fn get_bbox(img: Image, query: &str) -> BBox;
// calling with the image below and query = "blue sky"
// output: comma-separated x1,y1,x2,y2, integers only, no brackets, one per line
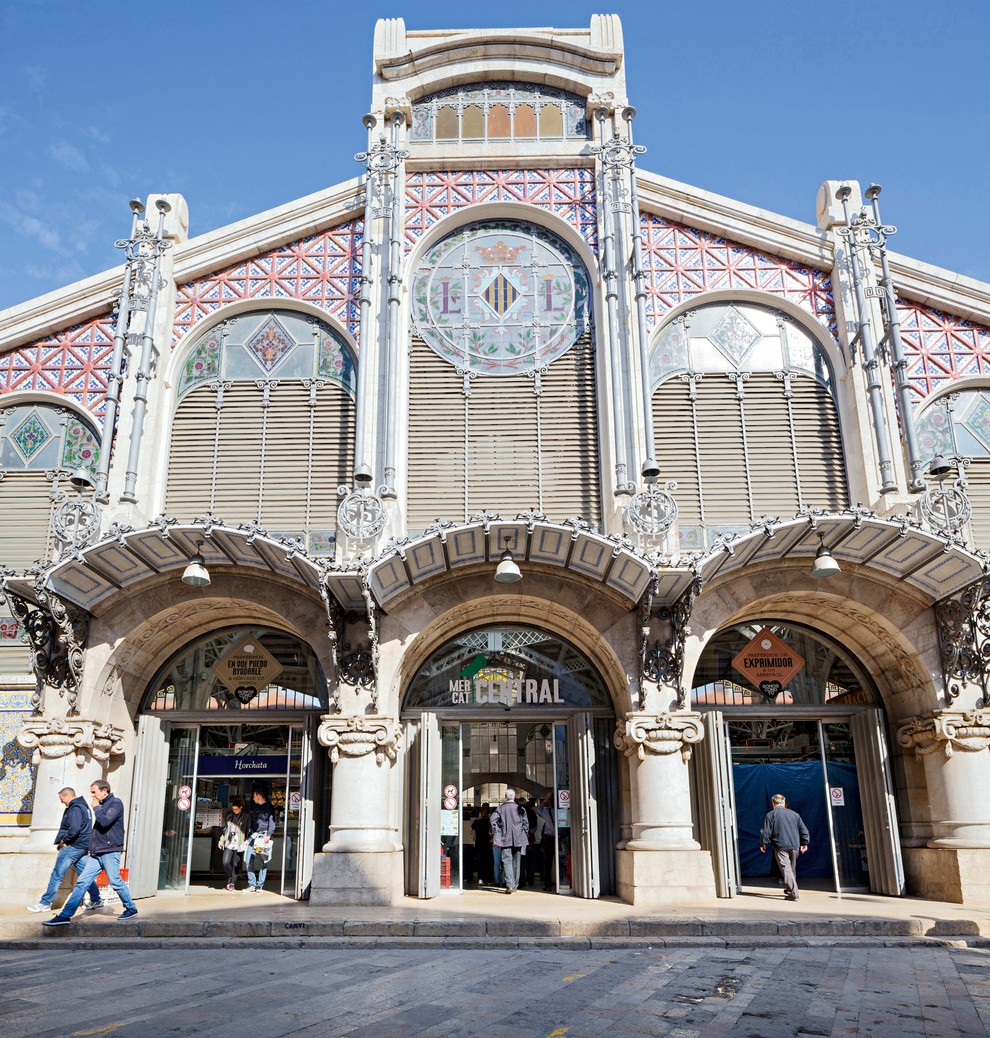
0,0,987,312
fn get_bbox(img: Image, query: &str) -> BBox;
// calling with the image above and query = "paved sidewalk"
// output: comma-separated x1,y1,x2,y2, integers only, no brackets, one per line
1,945,989,1036
3,883,990,949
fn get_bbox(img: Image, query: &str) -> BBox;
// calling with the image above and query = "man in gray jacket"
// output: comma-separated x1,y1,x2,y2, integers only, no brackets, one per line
759,793,810,901
490,789,529,894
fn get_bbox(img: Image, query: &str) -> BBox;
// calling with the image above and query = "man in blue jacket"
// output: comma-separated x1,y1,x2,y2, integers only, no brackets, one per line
759,793,810,901
26,787,103,913
43,780,139,925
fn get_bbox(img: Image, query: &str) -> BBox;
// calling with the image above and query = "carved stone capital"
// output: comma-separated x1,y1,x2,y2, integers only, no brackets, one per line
614,712,705,762
317,715,400,766
17,716,126,767
896,710,990,758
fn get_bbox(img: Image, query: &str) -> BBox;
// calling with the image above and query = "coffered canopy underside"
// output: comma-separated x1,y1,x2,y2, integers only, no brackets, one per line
5,514,984,621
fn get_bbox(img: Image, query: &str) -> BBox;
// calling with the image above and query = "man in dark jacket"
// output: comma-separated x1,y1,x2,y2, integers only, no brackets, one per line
43,780,138,925
760,793,810,901
244,788,277,892
26,787,103,913
490,789,529,894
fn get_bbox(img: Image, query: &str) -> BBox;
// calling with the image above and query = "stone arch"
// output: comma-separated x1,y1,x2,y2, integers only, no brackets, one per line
381,579,635,719
685,570,941,722
81,570,334,724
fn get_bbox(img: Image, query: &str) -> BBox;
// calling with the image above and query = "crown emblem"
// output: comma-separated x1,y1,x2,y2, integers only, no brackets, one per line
474,240,526,264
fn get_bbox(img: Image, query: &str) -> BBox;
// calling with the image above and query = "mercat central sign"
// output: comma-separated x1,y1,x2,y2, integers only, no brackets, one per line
449,678,564,706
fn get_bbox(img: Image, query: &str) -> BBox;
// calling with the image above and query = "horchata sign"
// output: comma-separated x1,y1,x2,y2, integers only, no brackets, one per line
731,628,805,700
211,636,283,704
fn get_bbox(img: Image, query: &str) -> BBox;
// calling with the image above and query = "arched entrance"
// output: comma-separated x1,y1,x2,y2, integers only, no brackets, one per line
401,624,619,899
130,625,331,900
690,620,904,898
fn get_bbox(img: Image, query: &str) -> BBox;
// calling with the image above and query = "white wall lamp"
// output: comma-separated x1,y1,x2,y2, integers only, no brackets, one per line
494,536,522,583
181,542,211,587
810,532,841,579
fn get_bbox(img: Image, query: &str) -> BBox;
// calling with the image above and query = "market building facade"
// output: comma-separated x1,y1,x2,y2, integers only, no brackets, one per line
2,16,990,907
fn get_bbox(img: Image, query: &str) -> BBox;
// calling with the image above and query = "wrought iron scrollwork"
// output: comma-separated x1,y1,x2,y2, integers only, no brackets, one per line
935,575,990,704
1,580,89,711
639,575,700,709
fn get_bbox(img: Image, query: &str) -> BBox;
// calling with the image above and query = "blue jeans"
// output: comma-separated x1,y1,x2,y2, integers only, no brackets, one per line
40,844,102,907
492,846,503,885
58,852,135,919
246,850,268,890
500,847,522,891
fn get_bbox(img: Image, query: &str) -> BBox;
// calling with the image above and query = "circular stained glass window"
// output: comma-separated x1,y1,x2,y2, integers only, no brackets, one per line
411,220,590,375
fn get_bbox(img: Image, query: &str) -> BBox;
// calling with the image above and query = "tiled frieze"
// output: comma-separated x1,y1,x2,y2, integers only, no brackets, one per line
173,219,364,345
405,169,598,253
0,315,116,422
899,302,990,404
0,690,36,826
641,213,836,339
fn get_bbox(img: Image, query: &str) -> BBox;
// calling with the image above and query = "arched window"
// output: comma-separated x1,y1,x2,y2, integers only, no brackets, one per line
692,621,877,709
410,83,588,144
165,310,356,555
916,386,990,549
407,220,599,533
0,402,100,674
143,626,328,712
651,301,848,550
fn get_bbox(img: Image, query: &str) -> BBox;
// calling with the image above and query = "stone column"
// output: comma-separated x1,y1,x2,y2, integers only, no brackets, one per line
897,710,990,904
613,712,715,904
309,714,402,905
12,716,125,896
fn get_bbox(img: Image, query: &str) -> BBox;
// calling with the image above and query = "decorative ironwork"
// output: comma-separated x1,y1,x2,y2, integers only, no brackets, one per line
639,575,700,708
935,575,990,703
337,488,387,540
919,456,972,542
1,580,89,710
626,481,678,536
355,126,408,184
51,493,102,555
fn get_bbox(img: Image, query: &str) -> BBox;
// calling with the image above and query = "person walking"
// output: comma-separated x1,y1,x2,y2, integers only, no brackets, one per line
535,792,557,892
26,787,103,913
244,788,276,892
219,796,251,890
759,793,810,901
490,789,529,894
42,780,138,925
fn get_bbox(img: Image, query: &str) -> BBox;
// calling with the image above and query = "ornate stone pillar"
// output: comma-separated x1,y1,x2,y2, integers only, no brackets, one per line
309,714,402,905
14,715,125,861
897,710,990,904
612,711,715,904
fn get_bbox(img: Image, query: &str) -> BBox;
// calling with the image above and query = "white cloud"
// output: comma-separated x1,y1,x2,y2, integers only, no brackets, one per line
48,139,89,171
0,202,62,252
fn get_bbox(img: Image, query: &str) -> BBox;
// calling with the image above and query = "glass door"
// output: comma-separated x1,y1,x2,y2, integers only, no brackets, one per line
432,720,574,895
156,723,306,896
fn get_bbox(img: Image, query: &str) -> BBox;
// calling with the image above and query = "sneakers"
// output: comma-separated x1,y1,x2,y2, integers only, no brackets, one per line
84,900,105,911
118,907,138,920
26,903,50,913
225,883,235,891
42,915,71,927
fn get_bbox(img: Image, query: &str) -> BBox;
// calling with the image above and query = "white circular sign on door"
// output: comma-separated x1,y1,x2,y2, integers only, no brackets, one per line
177,797,191,812
178,785,192,799
443,797,457,810
443,785,458,798
557,789,571,808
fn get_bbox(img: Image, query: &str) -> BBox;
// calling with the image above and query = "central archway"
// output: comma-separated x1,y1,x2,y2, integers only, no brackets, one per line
400,622,619,900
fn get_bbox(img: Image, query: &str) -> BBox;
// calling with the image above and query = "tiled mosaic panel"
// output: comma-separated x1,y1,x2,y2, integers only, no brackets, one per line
0,315,116,422
173,218,364,345
0,691,36,825
405,170,598,253
641,214,837,338
900,302,990,403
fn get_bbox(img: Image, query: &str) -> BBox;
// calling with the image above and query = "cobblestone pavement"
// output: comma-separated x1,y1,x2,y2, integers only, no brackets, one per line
1,945,988,1037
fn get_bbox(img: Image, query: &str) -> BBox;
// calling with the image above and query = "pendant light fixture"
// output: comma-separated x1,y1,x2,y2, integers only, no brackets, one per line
810,532,840,579
494,536,522,583
181,541,211,587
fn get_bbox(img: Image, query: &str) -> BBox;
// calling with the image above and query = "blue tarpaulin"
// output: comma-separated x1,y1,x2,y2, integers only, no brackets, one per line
732,760,863,880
